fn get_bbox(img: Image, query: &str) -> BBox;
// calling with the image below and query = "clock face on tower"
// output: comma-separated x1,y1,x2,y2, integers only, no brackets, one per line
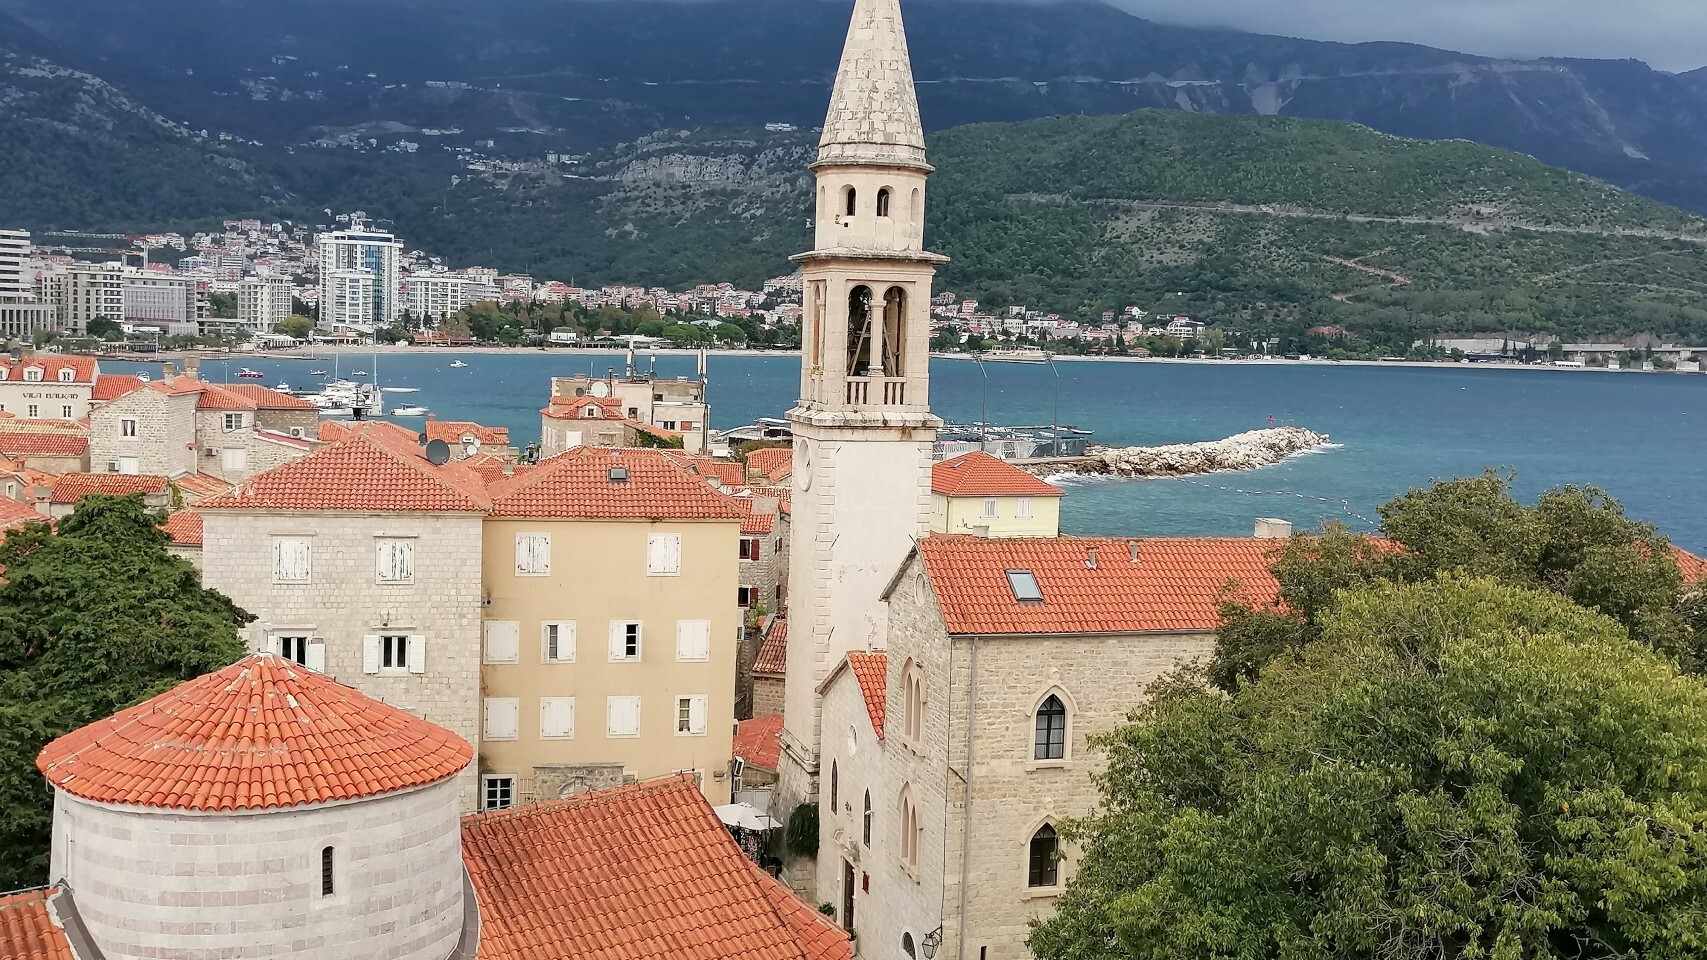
797,442,814,491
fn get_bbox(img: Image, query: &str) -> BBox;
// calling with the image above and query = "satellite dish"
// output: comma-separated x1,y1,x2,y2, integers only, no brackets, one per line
424,439,452,465
465,442,480,457
590,381,610,398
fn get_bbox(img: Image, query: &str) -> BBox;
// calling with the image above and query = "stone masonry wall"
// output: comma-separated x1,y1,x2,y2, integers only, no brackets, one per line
199,510,486,809
814,663,888,939
751,674,786,719
88,388,198,478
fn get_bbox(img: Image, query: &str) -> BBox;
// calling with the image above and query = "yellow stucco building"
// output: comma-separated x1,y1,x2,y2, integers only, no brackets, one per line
477,447,746,809
929,451,1064,538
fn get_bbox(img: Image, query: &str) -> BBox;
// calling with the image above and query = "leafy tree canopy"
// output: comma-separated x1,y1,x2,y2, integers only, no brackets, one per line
1032,576,1707,960
1209,470,1700,690
0,496,252,888
277,315,316,339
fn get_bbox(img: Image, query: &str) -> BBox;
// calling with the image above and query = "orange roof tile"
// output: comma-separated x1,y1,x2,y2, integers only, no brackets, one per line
745,447,793,484
669,454,748,489
37,655,472,812
753,616,787,674
751,864,850,960
171,473,234,500
0,432,88,457
913,535,1281,636
733,715,784,771
47,473,168,504
216,384,319,410
0,497,42,528
0,888,73,960
0,357,96,385
462,776,849,960
194,383,258,410
161,510,203,546
846,652,887,739
741,500,778,536
931,452,1065,498
92,374,144,401
487,447,744,520
425,418,510,446
197,435,490,514
1674,546,1707,583
316,419,421,445
541,396,625,421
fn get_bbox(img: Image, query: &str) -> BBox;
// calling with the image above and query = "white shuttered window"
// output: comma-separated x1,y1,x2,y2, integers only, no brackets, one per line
516,534,551,576
273,537,311,583
609,621,642,662
484,698,519,741
675,620,711,662
675,695,708,735
542,621,576,663
376,538,415,583
647,534,682,575
606,696,641,738
484,621,520,663
539,697,575,739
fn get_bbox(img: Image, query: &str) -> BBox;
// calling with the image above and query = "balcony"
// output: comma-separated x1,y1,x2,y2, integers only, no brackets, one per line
845,377,907,406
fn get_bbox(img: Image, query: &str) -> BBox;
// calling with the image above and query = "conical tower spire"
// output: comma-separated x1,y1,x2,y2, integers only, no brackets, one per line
818,0,928,168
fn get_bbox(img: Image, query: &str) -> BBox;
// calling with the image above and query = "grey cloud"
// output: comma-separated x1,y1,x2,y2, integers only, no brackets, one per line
1100,0,1707,72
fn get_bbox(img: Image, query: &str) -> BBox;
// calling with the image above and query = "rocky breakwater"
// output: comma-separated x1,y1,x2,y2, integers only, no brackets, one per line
1020,427,1334,479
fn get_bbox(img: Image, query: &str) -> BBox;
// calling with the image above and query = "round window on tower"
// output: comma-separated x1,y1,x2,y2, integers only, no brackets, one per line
798,444,814,491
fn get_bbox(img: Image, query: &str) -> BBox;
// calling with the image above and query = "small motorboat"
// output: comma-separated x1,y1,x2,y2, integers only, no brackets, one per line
237,368,265,379
390,403,430,417
449,360,469,368
381,386,419,394
273,382,292,392
136,372,151,383
351,369,370,377
310,369,328,376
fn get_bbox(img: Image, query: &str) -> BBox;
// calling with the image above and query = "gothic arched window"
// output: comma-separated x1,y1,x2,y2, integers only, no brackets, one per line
830,759,839,810
1028,824,1059,887
863,789,872,846
1035,694,1067,760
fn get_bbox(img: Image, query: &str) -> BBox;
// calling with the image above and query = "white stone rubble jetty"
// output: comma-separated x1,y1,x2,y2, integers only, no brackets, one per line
1020,426,1334,479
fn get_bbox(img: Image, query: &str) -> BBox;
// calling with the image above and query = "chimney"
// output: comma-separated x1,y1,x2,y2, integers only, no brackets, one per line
184,356,200,381
1128,539,1141,563
161,362,177,384
1254,518,1293,539
1085,545,1098,569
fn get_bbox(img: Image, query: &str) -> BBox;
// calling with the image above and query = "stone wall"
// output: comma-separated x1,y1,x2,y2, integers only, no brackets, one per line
752,674,786,719
531,762,629,802
88,388,198,478
813,660,888,939
50,777,465,960
199,510,486,809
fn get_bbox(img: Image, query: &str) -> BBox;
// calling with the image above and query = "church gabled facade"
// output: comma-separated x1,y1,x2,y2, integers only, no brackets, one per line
776,0,948,893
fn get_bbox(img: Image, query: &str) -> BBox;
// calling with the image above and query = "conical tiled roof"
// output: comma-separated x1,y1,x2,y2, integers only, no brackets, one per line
37,655,472,812
818,0,927,167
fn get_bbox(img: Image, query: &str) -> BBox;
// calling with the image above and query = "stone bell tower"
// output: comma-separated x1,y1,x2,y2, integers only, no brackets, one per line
776,0,945,883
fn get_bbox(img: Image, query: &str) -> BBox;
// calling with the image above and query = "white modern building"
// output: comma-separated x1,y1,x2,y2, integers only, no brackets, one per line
0,228,32,299
239,273,295,332
405,273,480,322
317,228,402,330
38,262,124,335
122,271,203,333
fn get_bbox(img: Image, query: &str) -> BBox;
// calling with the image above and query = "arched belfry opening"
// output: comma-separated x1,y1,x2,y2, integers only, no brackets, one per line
847,285,874,377
877,188,892,218
882,286,906,377
844,186,858,218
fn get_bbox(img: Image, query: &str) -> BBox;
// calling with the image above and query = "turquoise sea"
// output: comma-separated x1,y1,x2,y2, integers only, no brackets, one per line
110,354,1707,552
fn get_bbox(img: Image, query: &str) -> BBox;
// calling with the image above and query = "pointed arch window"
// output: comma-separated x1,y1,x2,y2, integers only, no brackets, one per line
877,188,892,218
1035,694,1067,760
847,285,873,377
898,784,922,873
862,789,872,846
910,188,922,227
830,759,839,811
1028,824,1060,887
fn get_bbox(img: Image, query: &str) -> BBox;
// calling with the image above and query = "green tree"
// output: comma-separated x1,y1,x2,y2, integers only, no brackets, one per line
1210,470,1699,689
0,496,252,887
714,322,747,344
208,291,238,319
277,315,316,340
85,316,123,340
1032,576,1707,960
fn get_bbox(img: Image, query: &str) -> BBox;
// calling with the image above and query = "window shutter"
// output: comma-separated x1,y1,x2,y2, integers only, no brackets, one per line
540,697,574,739
516,534,549,574
543,621,575,662
305,639,326,673
607,697,640,737
515,535,529,573
484,621,520,663
484,698,519,740
676,620,710,661
407,635,426,674
609,622,627,661
688,695,707,735
648,534,682,575
362,635,381,674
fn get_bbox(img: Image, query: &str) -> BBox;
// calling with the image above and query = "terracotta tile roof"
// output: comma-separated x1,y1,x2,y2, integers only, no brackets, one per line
753,615,787,675
197,435,490,514
751,864,849,960
487,447,744,520
0,432,88,456
461,452,526,484
741,500,778,536
161,510,203,546
669,454,748,489
171,473,234,500
846,652,887,739
92,374,145,401
37,654,472,812
0,356,96,385
425,418,510,446
0,888,73,960
1675,546,1707,583
316,419,421,445
931,452,1065,498
732,715,783,771
216,383,319,410
541,396,625,421
914,535,1282,636
146,377,207,397
47,473,168,504
0,497,43,528
194,383,258,410
462,776,850,960
744,447,793,484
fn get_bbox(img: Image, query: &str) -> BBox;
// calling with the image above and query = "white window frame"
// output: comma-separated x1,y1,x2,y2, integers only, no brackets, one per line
515,533,551,576
481,774,515,810
539,696,575,740
273,633,310,666
738,586,754,608
981,497,999,519
647,533,682,576
375,537,415,584
120,418,138,437
26,405,37,419
222,412,245,432
542,621,576,663
272,536,312,584
606,696,642,739
60,405,72,420
57,368,74,383
675,694,708,736
483,698,520,742
379,633,411,673
22,368,41,382
609,621,642,662
675,619,711,662
1016,496,1033,519
483,620,520,664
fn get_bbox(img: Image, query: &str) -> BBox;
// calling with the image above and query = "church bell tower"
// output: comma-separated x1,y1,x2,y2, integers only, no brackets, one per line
777,0,946,859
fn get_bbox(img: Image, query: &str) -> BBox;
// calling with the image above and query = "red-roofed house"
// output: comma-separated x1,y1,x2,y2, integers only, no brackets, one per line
0,421,89,473
42,472,171,518
0,355,99,421
732,714,784,787
161,509,203,562
478,447,746,808
87,373,320,483
196,435,491,807
930,451,1064,537
425,416,517,462
744,446,794,485
749,614,788,717
831,534,1285,959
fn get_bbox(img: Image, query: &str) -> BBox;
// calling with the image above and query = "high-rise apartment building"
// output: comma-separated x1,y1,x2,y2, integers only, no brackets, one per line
0,228,32,299
122,271,201,331
238,273,294,332
405,274,479,322
316,228,402,331
38,262,124,335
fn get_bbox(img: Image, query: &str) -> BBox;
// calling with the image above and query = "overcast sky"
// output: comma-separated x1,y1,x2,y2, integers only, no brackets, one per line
1102,0,1706,72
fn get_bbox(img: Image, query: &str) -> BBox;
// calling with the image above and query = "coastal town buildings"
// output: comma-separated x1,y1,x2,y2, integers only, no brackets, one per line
929,451,1065,537
317,226,403,331
0,354,98,420
0,228,32,298
36,261,123,335
85,367,319,481
546,368,712,453
238,272,295,331
121,270,206,333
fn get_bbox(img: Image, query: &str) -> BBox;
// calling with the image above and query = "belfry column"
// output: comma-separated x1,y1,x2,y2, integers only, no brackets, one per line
775,0,946,896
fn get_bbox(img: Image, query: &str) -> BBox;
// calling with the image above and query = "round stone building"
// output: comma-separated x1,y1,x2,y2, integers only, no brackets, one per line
36,653,474,960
